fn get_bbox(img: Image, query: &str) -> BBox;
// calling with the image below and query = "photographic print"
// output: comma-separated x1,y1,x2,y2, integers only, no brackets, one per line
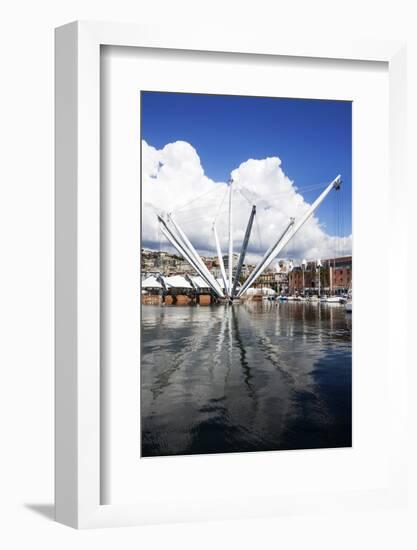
140,92,352,458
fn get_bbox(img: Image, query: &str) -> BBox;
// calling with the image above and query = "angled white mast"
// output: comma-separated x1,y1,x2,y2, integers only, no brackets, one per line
237,218,295,298
228,177,234,294
156,174,341,303
158,218,218,293
159,225,214,292
237,175,341,298
213,224,229,296
168,214,225,297
158,215,225,298
231,204,256,298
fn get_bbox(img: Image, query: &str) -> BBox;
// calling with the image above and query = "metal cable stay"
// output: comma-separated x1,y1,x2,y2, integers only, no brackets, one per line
156,174,342,303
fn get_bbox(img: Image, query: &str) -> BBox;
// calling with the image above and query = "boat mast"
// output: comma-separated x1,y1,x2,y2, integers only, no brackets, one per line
228,177,233,294
302,258,307,296
330,261,333,295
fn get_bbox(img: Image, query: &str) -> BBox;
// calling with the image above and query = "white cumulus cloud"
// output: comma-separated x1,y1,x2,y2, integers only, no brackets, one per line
141,139,351,263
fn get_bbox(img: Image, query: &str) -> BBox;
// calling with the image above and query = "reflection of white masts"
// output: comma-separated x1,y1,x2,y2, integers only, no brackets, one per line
158,215,225,298
237,175,341,298
213,224,229,296
228,178,233,294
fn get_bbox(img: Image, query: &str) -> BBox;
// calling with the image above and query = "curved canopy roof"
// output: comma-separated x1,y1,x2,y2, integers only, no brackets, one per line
190,276,211,289
142,275,163,289
162,275,193,289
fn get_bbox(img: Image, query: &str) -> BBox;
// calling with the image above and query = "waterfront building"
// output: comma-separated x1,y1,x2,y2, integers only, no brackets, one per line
254,267,276,289
288,255,352,295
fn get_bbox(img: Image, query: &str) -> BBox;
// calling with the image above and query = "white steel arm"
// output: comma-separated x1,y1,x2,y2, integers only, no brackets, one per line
212,224,229,297
167,215,225,297
158,217,224,298
237,175,341,297
237,218,295,297
231,205,256,298
228,178,233,294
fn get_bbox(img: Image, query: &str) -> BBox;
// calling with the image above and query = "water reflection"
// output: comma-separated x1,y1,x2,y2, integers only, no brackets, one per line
141,302,352,457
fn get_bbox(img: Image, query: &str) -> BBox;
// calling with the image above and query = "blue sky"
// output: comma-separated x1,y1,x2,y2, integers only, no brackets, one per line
141,91,352,236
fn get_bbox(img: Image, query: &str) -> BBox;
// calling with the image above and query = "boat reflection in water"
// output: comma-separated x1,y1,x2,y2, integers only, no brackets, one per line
141,302,352,457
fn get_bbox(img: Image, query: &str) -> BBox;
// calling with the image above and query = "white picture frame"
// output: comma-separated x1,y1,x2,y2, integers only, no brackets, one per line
55,20,407,529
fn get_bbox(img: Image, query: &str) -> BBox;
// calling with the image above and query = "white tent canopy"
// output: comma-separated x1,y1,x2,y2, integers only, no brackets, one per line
162,275,193,289
142,275,163,289
190,276,211,290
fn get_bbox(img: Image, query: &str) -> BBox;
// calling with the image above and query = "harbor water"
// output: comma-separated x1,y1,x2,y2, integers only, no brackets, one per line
141,301,352,457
